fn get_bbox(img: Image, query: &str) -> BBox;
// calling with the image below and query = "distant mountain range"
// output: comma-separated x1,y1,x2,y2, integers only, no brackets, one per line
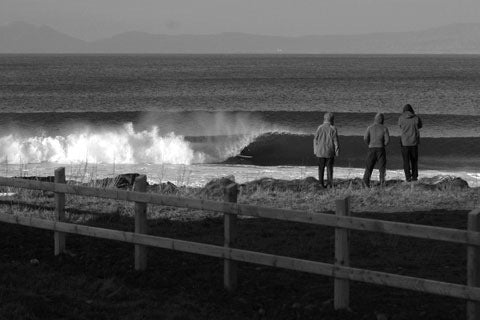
2,21,480,54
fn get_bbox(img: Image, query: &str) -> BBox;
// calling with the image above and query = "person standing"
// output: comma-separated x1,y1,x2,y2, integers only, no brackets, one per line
363,113,390,187
398,104,423,182
313,112,339,188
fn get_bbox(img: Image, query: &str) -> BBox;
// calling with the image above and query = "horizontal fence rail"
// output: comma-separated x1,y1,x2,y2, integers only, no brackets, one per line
1,173,480,320
1,213,480,302
1,177,479,246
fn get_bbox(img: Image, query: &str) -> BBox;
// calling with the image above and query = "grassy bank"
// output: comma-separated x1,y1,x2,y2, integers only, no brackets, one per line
0,176,479,319
1,175,478,221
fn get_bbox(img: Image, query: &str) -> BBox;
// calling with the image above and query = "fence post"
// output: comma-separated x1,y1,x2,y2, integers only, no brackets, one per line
334,196,350,310
224,183,238,291
54,167,66,256
134,175,148,271
467,209,480,320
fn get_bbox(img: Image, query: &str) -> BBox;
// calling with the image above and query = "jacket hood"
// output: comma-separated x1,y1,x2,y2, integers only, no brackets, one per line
403,104,414,113
323,112,334,124
374,113,384,124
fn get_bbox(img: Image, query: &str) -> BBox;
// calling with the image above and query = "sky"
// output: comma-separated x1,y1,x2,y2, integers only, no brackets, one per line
1,0,480,41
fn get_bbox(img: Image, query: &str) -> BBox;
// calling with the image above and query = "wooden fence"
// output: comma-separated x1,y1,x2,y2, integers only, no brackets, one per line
0,167,480,319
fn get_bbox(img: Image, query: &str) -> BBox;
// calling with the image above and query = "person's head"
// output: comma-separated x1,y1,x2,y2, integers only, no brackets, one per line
374,113,384,124
324,112,334,124
403,104,414,113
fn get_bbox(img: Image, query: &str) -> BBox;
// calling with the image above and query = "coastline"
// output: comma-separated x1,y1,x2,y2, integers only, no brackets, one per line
1,162,479,189
1,169,478,218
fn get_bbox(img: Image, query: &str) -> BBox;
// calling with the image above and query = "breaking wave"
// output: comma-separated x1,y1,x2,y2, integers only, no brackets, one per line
1,121,479,172
226,132,480,171
0,123,206,165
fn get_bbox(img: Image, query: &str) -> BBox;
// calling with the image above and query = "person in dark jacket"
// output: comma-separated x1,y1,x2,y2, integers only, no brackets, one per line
363,113,390,187
313,112,339,188
398,104,423,182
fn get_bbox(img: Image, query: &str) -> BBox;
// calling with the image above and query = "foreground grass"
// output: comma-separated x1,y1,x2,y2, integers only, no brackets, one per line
242,184,479,213
0,177,479,319
1,176,477,222
0,210,470,320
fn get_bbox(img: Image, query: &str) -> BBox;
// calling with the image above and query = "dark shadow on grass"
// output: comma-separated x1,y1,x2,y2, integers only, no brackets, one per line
0,209,470,320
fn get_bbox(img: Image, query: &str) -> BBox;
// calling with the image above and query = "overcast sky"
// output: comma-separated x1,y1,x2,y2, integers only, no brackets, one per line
2,0,480,41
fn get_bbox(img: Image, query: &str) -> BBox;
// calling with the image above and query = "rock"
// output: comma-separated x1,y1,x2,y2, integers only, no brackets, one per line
243,176,323,192
17,176,55,182
114,173,140,189
335,178,405,189
95,173,140,189
29,258,39,266
198,175,236,198
162,181,178,193
418,175,469,191
241,177,407,192
149,181,179,194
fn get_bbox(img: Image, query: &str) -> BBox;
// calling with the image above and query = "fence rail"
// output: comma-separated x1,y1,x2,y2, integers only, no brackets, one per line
0,176,478,246
0,171,479,319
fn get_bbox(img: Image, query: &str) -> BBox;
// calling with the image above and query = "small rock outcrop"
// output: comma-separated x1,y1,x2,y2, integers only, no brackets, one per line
418,175,469,190
198,175,236,198
149,181,179,194
95,173,140,189
243,176,323,192
16,176,55,182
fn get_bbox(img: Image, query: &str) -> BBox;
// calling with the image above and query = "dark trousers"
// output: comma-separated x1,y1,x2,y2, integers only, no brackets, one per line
363,147,386,187
401,145,419,181
318,157,334,187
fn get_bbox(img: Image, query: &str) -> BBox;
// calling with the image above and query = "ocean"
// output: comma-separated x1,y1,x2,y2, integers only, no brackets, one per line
0,54,479,186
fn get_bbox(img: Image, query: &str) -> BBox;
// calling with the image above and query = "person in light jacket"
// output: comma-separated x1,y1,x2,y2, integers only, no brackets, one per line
313,112,339,188
398,104,423,182
363,113,390,187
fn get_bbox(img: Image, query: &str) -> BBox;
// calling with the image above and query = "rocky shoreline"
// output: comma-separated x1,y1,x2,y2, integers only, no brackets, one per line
17,172,473,194
12,173,477,214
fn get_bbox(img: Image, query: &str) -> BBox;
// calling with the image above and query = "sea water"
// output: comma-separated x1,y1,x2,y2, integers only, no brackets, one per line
0,54,479,186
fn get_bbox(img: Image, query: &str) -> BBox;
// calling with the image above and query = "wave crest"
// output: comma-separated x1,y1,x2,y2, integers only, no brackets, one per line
0,123,206,165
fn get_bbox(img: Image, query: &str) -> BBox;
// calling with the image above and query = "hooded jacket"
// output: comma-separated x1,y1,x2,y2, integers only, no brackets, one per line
313,119,339,158
398,108,422,146
364,113,390,148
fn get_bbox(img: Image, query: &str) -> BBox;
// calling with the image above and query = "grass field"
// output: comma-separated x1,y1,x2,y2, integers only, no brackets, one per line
0,176,479,319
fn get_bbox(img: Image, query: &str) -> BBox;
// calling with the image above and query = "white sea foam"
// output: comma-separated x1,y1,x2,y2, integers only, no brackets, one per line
0,123,206,165
0,116,293,165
